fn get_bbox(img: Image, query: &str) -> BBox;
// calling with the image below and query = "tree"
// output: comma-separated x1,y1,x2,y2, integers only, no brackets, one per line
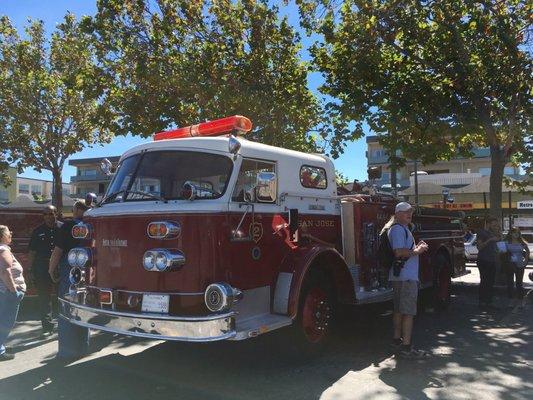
0,14,114,210
84,0,331,154
298,0,532,216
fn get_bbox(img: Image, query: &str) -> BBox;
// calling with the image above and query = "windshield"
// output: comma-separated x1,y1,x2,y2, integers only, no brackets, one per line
104,151,233,202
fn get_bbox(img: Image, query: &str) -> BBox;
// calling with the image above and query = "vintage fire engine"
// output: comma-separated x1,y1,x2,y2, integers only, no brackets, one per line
60,115,467,343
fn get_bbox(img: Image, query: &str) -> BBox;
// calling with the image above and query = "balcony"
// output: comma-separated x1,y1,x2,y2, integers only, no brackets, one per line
70,173,112,183
409,172,483,187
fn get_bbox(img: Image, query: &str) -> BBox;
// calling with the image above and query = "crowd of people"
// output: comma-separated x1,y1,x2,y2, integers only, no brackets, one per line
0,200,90,362
0,201,530,362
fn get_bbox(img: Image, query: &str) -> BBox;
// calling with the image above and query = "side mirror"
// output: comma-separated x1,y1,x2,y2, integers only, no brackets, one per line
100,158,113,176
228,135,241,156
367,166,382,180
255,172,276,203
85,192,97,207
181,181,197,201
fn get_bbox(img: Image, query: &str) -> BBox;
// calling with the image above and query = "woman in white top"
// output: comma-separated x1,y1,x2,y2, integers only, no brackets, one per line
0,225,26,361
504,227,530,300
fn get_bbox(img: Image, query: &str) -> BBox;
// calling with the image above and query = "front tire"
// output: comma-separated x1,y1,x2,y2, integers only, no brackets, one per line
297,270,335,344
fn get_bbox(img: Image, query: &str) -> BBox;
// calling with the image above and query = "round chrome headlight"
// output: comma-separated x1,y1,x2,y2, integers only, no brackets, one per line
155,251,168,271
69,266,85,285
76,249,89,267
68,249,78,267
68,248,90,267
143,251,157,271
204,283,242,313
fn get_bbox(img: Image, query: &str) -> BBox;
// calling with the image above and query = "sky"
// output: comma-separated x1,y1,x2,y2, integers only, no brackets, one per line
1,0,369,184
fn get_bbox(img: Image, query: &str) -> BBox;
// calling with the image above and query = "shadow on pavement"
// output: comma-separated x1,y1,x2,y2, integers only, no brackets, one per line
0,284,531,400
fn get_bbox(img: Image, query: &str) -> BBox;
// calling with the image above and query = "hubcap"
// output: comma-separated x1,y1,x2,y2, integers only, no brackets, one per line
301,287,331,343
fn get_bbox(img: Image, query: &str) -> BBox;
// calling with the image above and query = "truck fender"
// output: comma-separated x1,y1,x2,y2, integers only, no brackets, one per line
274,245,355,319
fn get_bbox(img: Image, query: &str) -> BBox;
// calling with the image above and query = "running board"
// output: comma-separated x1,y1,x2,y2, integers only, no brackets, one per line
231,314,293,341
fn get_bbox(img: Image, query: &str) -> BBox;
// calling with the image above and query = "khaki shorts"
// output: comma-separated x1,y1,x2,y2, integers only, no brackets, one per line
393,280,419,316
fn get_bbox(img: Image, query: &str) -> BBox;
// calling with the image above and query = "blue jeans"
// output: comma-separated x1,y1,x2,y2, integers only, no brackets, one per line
58,258,89,358
0,289,24,355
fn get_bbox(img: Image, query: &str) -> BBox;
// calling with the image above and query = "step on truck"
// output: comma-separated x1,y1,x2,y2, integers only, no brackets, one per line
61,115,468,343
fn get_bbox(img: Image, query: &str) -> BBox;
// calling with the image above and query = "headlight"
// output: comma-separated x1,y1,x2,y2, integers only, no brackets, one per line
67,248,91,267
143,251,157,271
204,283,242,313
155,252,168,271
143,249,185,272
69,266,85,285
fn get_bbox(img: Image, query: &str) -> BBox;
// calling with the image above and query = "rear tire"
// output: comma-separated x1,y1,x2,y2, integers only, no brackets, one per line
433,254,452,310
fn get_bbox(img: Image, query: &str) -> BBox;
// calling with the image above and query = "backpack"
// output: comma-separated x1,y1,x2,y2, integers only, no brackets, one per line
378,223,409,270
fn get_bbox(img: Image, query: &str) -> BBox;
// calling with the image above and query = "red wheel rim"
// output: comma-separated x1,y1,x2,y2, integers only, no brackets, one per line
301,287,331,343
438,266,450,301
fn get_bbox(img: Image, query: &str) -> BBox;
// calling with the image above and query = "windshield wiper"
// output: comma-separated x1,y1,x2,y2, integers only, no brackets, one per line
101,190,166,204
101,190,126,205
125,190,167,202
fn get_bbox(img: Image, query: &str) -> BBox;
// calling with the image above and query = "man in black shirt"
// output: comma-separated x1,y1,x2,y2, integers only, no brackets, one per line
49,200,91,360
28,205,62,335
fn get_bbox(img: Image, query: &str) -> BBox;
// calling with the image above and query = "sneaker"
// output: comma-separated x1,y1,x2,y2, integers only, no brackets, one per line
397,346,429,359
0,352,15,361
390,338,403,352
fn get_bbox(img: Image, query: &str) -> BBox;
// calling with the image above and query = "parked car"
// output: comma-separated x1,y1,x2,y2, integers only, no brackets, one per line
464,234,478,261
521,232,533,262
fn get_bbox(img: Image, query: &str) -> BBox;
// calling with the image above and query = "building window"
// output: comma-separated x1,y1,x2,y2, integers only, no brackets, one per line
18,183,29,194
0,189,8,202
504,167,515,176
80,169,97,177
31,184,42,195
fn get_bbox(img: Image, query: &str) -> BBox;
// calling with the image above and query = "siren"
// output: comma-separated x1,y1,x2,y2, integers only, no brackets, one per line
153,115,252,141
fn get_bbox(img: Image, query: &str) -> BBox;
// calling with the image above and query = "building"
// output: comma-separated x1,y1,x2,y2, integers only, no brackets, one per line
69,156,120,197
16,177,71,200
0,168,71,204
366,136,521,189
366,136,531,229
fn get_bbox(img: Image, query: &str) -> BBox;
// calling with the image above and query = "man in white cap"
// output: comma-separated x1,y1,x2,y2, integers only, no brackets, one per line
388,201,428,358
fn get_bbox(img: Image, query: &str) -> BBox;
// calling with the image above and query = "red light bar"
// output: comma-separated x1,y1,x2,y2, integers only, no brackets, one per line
153,115,252,141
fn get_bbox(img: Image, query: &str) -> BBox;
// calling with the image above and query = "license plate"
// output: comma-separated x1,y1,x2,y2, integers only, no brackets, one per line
141,294,170,314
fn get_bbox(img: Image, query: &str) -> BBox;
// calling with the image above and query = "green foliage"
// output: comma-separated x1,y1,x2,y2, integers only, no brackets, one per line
0,14,115,208
335,170,350,186
299,0,532,213
86,0,328,154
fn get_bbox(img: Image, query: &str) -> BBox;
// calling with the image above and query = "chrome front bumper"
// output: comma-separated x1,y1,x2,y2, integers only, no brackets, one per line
59,295,236,342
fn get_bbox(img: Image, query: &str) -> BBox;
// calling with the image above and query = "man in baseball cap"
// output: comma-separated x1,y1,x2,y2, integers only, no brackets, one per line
388,201,429,358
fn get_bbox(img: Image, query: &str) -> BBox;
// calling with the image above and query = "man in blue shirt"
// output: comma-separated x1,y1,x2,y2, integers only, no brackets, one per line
388,202,428,358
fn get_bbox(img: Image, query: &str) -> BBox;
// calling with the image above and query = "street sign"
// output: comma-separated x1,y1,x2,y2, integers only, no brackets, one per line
517,200,533,209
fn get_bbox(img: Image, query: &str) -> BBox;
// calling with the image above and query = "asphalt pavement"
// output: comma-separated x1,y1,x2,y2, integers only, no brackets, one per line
0,265,531,400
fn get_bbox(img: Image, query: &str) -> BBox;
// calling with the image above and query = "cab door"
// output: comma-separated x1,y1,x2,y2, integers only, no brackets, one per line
226,157,288,290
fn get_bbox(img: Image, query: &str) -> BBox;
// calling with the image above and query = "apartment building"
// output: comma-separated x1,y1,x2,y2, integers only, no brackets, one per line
0,168,71,204
69,156,120,197
366,136,521,189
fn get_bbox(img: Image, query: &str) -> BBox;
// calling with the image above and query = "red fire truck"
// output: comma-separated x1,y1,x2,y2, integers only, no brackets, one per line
61,116,467,344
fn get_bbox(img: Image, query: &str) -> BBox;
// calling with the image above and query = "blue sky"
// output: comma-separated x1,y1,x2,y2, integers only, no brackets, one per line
1,0,369,184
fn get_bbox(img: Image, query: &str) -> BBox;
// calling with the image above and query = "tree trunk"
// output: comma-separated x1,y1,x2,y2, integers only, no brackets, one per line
52,168,63,216
489,145,506,219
